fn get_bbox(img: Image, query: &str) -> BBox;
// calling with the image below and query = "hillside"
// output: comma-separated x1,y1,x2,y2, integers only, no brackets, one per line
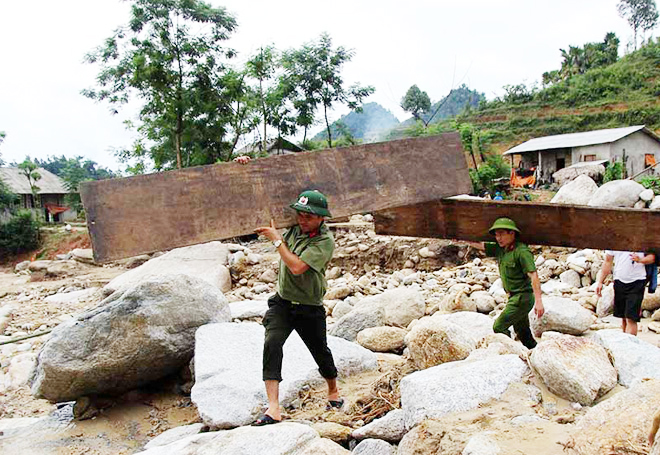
312,102,400,143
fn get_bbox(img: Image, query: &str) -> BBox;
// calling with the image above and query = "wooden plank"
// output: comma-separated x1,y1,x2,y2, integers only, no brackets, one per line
81,134,471,262
373,198,660,251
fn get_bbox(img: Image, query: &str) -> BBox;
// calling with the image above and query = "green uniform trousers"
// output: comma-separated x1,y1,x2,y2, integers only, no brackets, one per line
493,292,537,349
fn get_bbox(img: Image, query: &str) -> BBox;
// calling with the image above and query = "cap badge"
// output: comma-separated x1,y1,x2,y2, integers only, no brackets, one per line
298,196,309,205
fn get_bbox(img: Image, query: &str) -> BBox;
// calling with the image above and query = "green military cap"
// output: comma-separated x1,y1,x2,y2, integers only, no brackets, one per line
290,190,332,217
488,217,521,234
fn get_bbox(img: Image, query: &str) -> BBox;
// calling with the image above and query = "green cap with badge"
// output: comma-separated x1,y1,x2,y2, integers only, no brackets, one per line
488,217,521,234
290,190,332,217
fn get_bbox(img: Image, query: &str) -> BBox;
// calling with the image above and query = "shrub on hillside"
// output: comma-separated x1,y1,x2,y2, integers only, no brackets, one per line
0,211,40,255
470,154,511,194
640,175,660,194
603,160,624,183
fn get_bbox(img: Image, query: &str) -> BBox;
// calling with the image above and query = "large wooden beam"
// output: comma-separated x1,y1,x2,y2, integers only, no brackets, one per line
81,134,471,262
373,198,660,251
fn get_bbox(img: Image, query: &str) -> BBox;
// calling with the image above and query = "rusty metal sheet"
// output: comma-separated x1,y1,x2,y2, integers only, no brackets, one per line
374,198,660,251
81,134,471,262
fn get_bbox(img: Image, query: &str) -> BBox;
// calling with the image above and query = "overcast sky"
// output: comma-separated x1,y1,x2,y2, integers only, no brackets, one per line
0,0,643,172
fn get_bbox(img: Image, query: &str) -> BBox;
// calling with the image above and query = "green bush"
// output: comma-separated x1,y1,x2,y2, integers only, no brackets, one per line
470,154,511,194
640,175,660,195
603,160,624,183
0,210,40,255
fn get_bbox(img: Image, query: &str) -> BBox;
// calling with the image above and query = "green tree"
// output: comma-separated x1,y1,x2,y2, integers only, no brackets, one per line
401,85,431,123
221,69,260,159
301,33,374,148
18,159,41,209
618,0,659,50
246,46,278,153
83,0,238,170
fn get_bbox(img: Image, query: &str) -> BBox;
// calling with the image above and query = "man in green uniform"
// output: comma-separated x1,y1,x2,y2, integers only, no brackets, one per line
485,218,544,349
252,190,340,425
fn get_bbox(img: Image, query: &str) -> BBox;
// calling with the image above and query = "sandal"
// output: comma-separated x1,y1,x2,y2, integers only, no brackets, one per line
252,414,281,426
326,398,344,410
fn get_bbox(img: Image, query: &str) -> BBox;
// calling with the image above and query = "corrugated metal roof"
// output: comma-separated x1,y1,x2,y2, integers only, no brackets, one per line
503,125,658,155
0,167,69,194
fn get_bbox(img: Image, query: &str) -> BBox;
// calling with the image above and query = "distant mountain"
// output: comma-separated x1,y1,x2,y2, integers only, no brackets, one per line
313,102,400,143
402,84,486,125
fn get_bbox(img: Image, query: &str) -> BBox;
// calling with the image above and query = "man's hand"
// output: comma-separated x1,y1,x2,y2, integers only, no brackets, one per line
534,301,545,318
254,219,283,243
233,155,251,164
595,281,603,297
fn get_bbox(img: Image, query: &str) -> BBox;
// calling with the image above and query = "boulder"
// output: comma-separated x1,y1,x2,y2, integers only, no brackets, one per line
433,312,495,342
331,300,354,320
530,296,595,337
325,285,352,301
326,267,342,280
134,422,330,455
596,283,615,317
588,179,645,208
7,353,37,390
404,318,476,370
540,280,572,295
27,260,52,272
568,379,660,454
353,439,397,455
229,300,268,320
640,188,655,202
438,290,477,313
651,195,660,210
588,329,660,386
529,334,616,405
471,291,496,314
475,333,529,358
644,289,660,312
559,269,581,288
71,248,95,264
552,164,605,188
191,323,378,429
351,409,406,443
31,274,230,402
43,288,98,305
46,261,81,277
258,269,277,284
550,174,598,205
397,420,467,455
354,287,425,327
400,355,528,428
311,422,352,445
329,306,386,341
144,423,205,449
356,327,407,352
462,432,501,455
103,241,232,296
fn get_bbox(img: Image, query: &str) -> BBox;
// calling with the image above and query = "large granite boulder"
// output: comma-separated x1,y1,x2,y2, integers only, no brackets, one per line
103,241,232,296
353,439,397,455
31,274,230,402
351,409,406,443
134,422,343,455
351,287,425,327
329,306,386,341
356,327,407,353
529,334,617,405
530,296,595,337
191,323,378,429
588,329,660,386
404,317,476,370
568,379,660,454
433,312,495,342
550,174,599,205
588,179,645,208
400,354,529,428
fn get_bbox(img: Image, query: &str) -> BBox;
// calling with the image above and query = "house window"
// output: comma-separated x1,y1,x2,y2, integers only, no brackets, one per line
646,154,656,168
584,155,597,162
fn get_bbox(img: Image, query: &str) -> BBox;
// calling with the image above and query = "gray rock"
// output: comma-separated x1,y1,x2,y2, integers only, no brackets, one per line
31,274,230,402
351,409,406,443
433,312,494,342
229,300,268,319
325,285,352,300
651,195,660,210
588,179,645,208
559,269,581,288
588,329,660,386
134,422,322,455
144,423,205,449
540,280,572,295
103,241,232,296
71,248,95,264
462,432,501,455
640,188,655,202
568,379,660,454
43,288,98,305
550,174,598,206
529,334,616,405
356,327,407,352
7,353,36,390
14,261,30,272
191,323,378,429
644,290,660,311
634,200,647,209
330,306,386,341
530,296,595,337
258,269,278,284
400,355,528,428
46,261,80,277
353,439,397,455
596,283,615,317
471,291,496,314
353,287,425,327
404,318,476,369
326,267,342,280
331,300,354,320
27,260,52,272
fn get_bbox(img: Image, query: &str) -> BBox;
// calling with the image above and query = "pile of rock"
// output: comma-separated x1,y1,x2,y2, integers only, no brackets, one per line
551,175,660,209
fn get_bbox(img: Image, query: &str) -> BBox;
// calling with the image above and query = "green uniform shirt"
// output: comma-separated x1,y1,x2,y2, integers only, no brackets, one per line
277,223,335,306
485,241,536,294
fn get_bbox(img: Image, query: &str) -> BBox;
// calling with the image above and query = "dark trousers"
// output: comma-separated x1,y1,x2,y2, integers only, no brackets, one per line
262,293,338,382
493,292,537,349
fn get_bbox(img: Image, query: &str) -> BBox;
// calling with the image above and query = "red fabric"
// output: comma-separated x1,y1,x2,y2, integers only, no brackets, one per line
44,203,70,215
646,154,657,167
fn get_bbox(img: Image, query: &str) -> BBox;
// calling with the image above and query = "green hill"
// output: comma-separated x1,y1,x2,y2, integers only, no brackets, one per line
402,84,485,126
312,102,400,143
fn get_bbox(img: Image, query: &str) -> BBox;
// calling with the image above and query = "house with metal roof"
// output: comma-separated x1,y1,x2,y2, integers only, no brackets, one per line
503,125,660,184
0,167,77,222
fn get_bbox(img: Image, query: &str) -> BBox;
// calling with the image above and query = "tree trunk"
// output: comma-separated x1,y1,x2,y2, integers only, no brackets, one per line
175,114,182,170
260,79,267,153
324,103,332,148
